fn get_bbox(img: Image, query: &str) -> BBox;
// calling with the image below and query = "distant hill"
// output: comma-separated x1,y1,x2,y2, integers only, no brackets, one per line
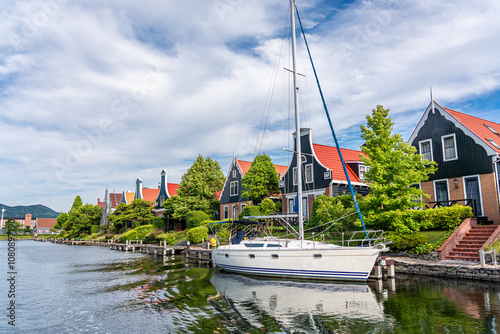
0,204,59,218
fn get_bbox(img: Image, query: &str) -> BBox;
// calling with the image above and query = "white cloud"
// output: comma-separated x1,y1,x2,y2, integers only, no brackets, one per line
0,0,499,212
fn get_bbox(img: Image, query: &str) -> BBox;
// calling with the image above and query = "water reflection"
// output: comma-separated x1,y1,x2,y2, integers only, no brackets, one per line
210,271,385,333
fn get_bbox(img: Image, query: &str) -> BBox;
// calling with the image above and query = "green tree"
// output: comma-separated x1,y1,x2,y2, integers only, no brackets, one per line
241,154,280,204
259,198,277,215
54,212,69,229
360,106,437,214
107,200,154,232
71,196,83,211
6,219,23,234
63,204,102,235
164,155,224,220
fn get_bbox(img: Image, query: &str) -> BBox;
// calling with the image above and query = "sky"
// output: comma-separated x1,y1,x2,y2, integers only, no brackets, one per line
1,0,500,213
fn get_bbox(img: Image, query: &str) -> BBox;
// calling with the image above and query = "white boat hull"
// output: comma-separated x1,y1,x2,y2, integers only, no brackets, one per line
212,242,381,281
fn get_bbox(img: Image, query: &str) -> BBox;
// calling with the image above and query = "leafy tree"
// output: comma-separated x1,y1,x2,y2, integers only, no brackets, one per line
24,225,31,233
360,105,437,214
259,198,278,215
63,204,102,235
164,155,224,220
107,200,154,232
6,219,23,234
241,154,280,204
309,195,358,231
71,196,83,211
54,212,69,229
186,210,211,229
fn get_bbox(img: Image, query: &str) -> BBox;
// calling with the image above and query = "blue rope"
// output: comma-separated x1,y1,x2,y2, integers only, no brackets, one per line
295,7,369,238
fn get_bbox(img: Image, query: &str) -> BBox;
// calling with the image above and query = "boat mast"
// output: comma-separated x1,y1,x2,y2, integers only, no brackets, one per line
290,0,304,241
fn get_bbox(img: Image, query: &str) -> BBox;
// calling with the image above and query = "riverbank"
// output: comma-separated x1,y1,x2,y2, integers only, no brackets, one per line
387,255,500,282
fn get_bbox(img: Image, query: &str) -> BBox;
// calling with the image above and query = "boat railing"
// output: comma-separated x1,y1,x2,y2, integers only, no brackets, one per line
344,230,386,247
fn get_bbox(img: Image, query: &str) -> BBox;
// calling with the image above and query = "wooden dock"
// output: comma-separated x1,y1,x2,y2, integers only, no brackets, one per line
369,258,395,280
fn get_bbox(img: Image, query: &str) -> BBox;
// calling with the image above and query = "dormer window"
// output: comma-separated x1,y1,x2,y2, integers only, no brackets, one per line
442,134,458,161
232,170,236,178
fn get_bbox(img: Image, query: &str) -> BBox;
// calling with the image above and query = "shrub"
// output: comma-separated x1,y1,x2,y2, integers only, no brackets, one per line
428,205,473,230
157,231,184,246
120,225,155,242
186,226,209,244
385,232,427,252
259,198,277,215
310,195,357,230
153,217,166,230
133,221,141,229
90,225,99,234
186,211,211,229
239,205,260,219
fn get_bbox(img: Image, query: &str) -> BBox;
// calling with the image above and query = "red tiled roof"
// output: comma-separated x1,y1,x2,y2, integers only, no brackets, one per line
109,193,123,208
312,144,363,182
142,188,160,203
444,107,500,154
236,158,288,177
167,183,179,197
37,218,58,228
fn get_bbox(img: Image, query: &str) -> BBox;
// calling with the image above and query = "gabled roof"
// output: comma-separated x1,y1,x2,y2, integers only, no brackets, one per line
312,143,362,183
124,192,135,205
235,158,288,177
167,183,179,197
409,101,500,157
109,193,123,208
444,107,500,155
142,188,160,204
37,218,57,228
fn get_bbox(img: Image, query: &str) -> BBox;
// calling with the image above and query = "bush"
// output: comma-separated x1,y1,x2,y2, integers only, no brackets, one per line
428,205,473,230
259,198,277,215
385,232,427,252
120,225,155,242
90,225,99,234
186,225,209,244
133,221,141,229
309,195,357,230
239,205,260,219
186,211,211,229
157,231,183,246
153,217,166,230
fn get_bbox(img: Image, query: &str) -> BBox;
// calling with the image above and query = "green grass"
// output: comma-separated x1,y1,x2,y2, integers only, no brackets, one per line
417,230,448,244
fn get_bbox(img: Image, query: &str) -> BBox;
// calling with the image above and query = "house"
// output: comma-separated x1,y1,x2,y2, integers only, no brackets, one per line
35,218,58,234
219,157,287,220
279,128,369,218
3,213,36,229
408,101,500,224
154,169,180,217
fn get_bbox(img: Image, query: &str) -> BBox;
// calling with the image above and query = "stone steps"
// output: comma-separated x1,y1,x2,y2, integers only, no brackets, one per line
444,223,498,262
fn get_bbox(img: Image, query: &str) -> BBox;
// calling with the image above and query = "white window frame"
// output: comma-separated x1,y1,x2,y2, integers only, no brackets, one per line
230,181,238,196
433,179,450,204
241,203,246,212
419,139,433,161
441,134,458,162
293,167,298,185
288,198,295,214
305,164,313,183
232,170,236,178
223,206,229,219
232,205,237,218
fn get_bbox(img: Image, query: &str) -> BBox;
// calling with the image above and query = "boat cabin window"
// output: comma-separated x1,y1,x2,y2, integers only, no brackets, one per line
271,254,279,259
313,254,322,259
266,244,282,248
244,243,264,248
248,254,255,259
225,254,229,258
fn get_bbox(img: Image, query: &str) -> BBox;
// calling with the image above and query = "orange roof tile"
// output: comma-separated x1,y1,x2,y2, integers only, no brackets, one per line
125,192,135,205
312,144,363,182
142,188,160,204
236,158,288,177
37,218,58,228
444,107,500,154
167,183,179,197
109,193,123,208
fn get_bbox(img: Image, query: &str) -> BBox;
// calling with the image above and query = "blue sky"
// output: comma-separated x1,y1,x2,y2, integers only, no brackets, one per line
1,0,499,213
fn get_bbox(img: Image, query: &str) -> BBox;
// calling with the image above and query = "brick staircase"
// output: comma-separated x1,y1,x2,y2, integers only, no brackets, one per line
445,225,498,262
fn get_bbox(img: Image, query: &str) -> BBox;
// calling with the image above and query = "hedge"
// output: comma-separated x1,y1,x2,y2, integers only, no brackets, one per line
186,226,208,244
120,225,155,242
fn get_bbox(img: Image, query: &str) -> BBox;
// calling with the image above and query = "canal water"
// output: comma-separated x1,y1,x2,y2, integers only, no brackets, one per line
1,241,500,333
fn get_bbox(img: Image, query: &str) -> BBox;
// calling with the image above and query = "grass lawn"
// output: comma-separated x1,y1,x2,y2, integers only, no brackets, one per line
417,230,448,244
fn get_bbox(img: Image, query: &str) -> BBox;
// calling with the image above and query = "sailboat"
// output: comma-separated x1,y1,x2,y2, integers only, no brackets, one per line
210,0,389,281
